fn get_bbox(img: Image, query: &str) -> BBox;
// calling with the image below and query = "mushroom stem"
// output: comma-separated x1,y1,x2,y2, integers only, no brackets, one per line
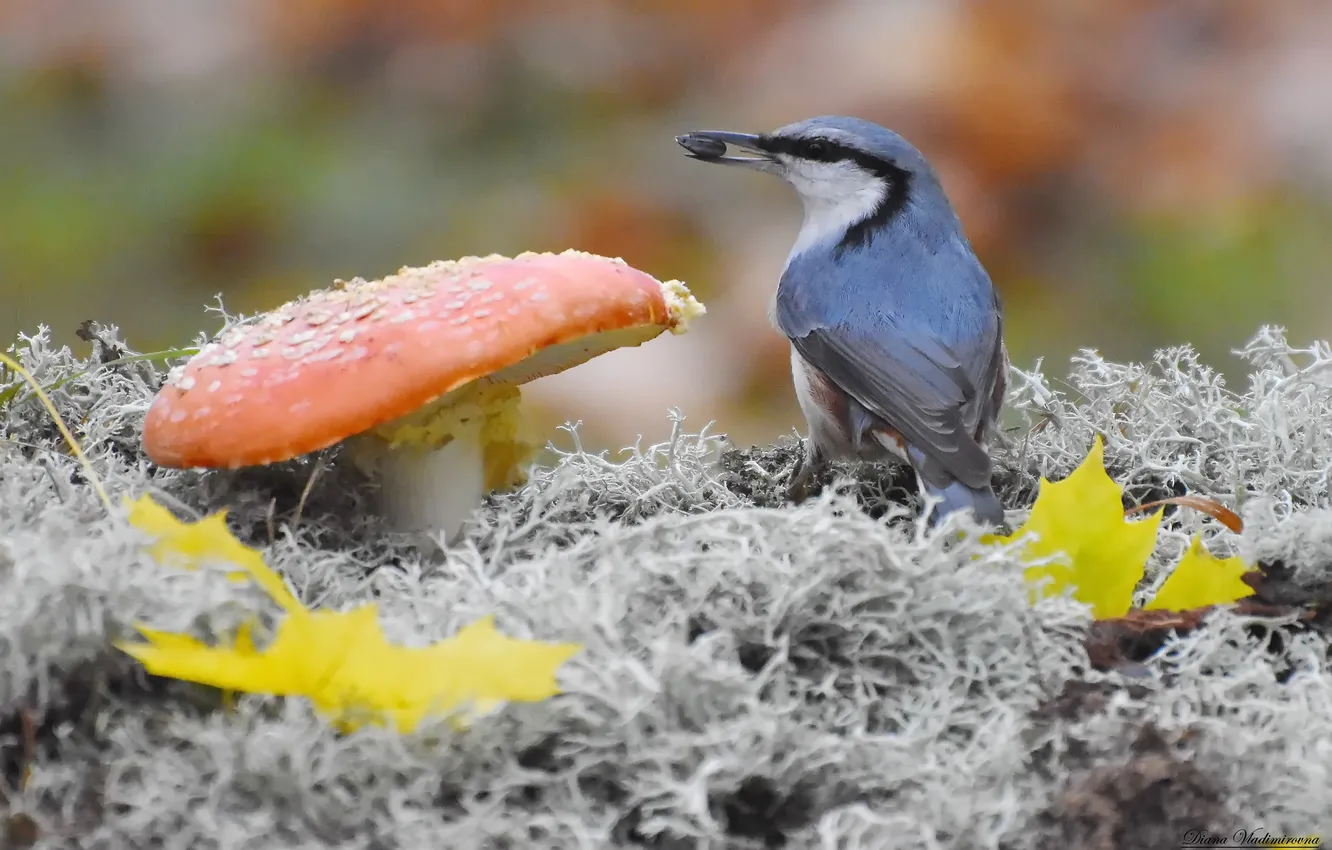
370,431,487,541
348,381,536,543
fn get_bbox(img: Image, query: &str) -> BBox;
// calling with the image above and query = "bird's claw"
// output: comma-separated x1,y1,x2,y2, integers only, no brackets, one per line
784,450,819,504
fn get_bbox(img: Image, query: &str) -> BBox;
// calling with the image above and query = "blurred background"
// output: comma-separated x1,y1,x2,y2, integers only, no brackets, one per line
4,0,1332,451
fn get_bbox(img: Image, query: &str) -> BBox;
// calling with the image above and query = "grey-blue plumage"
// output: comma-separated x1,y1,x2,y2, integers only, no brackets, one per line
677,115,1007,526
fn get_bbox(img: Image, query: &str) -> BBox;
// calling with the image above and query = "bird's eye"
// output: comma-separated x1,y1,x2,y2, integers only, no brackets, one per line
803,140,830,159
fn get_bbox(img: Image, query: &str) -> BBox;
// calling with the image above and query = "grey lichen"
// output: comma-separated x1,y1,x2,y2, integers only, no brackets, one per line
1,321,1330,848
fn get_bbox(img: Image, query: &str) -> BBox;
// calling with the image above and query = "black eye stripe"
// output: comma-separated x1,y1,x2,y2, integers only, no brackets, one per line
753,130,914,256
755,135,900,175
757,135,847,163
755,134,907,182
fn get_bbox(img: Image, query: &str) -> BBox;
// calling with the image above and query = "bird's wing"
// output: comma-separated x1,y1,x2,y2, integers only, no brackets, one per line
780,308,998,490
974,295,1007,432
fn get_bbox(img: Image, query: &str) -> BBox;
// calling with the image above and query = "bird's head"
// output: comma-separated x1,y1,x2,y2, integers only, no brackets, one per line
678,115,952,258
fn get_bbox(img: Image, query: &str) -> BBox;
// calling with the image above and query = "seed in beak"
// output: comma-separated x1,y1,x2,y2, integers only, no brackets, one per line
676,134,728,160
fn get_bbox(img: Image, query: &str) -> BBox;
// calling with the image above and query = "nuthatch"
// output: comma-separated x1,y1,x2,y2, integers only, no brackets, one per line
678,115,1007,526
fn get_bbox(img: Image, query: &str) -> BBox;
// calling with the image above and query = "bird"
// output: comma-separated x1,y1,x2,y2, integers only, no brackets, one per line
677,115,1008,527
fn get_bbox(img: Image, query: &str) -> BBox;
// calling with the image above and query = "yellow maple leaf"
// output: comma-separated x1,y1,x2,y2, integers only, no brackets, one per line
123,494,301,612
120,607,581,733
1143,535,1256,612
996,435,1162,619
119,493,582,732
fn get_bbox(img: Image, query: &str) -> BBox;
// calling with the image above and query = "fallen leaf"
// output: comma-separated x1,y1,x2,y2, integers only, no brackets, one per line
119,607,581,733
998,435,1162,619
1242,560,1332,609
124,493,300,612
1143,535,1255,612
1085,598,1307,671
120,494,582,732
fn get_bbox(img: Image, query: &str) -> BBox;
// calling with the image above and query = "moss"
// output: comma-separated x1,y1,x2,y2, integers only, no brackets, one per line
2,323,1331,846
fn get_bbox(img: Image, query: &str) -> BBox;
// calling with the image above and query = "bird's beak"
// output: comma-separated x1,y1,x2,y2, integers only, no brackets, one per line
676,130,777,171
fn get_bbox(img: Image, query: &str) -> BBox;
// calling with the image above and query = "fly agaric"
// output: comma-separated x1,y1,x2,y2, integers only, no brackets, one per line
142,250,705,540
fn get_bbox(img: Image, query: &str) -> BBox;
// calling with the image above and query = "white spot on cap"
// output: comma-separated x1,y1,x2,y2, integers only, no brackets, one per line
473,309,491,319
207,380,222,393
467,340,484,357
177,375,196,391
191,406,211,419
529,291,548,302
290,330,317,345
169,409,187,423
262,369,298,388
513,277,539,290
416,320,440,333
391,309,415,324
290,400,312,413
252,347,271,359
468,279,493,291
339,329,357,343
240,368,258,378
305,348,342,363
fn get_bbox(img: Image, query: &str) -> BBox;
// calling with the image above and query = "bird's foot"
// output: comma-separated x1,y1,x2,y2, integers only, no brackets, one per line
784,450,822,504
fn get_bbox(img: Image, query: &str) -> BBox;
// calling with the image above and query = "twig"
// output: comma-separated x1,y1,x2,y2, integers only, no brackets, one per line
292,458,324,531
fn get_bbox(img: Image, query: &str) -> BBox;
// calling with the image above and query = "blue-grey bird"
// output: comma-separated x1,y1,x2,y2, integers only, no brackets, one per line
677,115,1007,526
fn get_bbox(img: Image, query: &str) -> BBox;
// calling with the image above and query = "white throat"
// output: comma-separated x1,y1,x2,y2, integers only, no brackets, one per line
784,161,887,263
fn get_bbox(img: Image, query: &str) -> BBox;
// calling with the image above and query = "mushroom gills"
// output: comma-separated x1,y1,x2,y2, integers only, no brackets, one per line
485,324,670,385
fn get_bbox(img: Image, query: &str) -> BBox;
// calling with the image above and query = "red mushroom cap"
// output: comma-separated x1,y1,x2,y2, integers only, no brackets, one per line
142,250,703,469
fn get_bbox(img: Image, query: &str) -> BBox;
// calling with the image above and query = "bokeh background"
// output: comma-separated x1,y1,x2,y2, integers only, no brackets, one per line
5,0,1332,451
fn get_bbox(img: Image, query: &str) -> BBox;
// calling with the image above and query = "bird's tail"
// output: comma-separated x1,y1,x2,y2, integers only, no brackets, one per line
906,445,1004,527
922,478,1005,527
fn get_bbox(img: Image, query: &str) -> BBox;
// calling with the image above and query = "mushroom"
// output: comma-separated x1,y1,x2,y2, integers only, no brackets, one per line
142,250,705,541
